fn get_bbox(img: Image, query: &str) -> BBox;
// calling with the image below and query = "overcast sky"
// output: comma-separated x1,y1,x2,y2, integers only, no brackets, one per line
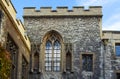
11,0,120,30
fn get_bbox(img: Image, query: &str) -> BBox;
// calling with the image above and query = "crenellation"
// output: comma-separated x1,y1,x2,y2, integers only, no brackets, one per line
23,7,36,12
89,6,102,8
23,6,102,17
1,0,120,78
2,0,120,78
40,7,52,12
73,6,84,12
57,6,68,12
23,7,36,9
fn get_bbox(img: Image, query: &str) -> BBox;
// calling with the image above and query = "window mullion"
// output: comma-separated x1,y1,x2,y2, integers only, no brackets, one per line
45,37,61,72
52,42,54,72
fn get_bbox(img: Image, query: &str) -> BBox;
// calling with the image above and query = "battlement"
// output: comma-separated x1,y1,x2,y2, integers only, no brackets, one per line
23,6,102,17
0,0,17,18
0,0,31,51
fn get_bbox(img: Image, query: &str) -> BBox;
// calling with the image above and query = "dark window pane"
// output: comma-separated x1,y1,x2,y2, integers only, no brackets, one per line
34,53,39,69
22,56,28,79
0,10,2,22
66,53,72,71
82,54,93,71
115,44,120,56
117,73,120,79
6,34,18,79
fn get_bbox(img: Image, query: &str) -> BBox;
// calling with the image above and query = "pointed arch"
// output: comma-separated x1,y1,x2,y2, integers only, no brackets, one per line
66,51,72,71
33,52,39,70
42,30,63,72
42,30,63,43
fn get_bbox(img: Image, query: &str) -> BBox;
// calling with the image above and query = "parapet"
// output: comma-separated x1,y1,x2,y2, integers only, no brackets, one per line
0,0,17,19
0,0,31,51
23,6,102,17
102,30,120,40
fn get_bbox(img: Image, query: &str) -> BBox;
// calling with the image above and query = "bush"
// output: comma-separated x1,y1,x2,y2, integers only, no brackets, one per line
0,45,11,79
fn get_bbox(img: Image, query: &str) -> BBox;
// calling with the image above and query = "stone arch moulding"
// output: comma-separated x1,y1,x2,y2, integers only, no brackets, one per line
42,30,63,43
31,43,41,73
40,30,65,72
66,51,72,72
33,52,39,71
64,43,73,73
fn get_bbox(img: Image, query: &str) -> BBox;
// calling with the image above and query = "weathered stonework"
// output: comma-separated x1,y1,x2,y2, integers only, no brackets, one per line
2,0,120,78
24,6,102,79
102,31,120,79
0,1,30,79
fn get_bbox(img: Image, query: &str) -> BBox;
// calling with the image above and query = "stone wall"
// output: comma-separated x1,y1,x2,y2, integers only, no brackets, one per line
23,6,102,17
102,31,120,79
0,1,31,79
24,15,102,79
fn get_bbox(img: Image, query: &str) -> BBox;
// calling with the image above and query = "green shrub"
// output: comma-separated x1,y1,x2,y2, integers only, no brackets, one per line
0,45,11,79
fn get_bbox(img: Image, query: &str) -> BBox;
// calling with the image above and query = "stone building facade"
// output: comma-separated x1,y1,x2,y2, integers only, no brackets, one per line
102,31,120,79
23,7,103,79
0,0,30,79
0,0,120,79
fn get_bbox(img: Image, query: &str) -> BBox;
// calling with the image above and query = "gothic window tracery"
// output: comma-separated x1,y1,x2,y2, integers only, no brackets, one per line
45,34,61,72
6,34,18,79
31,44,40,72
65,43,72,72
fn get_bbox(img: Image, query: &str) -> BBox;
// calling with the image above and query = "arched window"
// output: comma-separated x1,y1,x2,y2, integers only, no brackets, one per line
34,52,39,70
66,52,72,71
6,34,18,79
45,35,61,72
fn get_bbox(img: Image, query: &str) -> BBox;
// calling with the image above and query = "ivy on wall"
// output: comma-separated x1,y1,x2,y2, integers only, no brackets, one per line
0,45,11,79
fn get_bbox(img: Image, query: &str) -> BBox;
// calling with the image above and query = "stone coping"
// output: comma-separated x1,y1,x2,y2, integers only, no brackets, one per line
23,6,102,17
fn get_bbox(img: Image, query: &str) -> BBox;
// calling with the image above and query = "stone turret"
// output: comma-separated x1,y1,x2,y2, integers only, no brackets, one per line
23,6,102,17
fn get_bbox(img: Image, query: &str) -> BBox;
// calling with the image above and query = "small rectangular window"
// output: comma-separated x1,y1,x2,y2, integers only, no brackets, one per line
115,43,120,56
82,54,93,71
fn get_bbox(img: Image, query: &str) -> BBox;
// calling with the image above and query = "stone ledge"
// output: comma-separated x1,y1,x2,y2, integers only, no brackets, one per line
23,6,102,17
